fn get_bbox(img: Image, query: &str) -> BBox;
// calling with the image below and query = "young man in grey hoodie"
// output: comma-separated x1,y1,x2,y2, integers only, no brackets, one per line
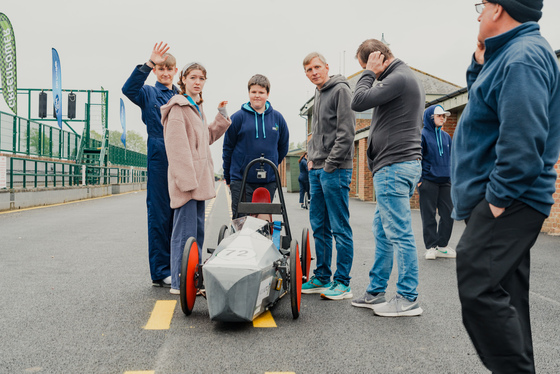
301,52,355,300
350,39,425,317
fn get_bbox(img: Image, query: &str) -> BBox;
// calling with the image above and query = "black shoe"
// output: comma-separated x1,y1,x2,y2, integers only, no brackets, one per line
152,276,171,288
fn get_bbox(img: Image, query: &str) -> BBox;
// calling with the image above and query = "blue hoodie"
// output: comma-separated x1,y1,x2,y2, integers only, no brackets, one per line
222,101,289,184
451,22,560,220
420,105,452,184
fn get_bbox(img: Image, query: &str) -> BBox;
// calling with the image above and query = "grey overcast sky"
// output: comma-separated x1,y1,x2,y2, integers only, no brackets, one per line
2,0,560,170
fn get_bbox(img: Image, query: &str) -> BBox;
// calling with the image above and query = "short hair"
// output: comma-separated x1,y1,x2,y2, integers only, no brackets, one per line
160,53,176,68
303,52,327,69
247,74,270,93
356,39,393,63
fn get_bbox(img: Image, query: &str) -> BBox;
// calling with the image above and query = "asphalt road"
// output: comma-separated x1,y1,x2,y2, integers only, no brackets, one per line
1,182,559,374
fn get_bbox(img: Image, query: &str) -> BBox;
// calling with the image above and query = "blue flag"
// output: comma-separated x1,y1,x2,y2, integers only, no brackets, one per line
51,48,62,129
120,98,126,148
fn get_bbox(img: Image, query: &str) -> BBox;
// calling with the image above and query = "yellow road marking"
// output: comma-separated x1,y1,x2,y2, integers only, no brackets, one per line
0,190,140,215
144,300,177,330
124,371,155,374
253,310,277,328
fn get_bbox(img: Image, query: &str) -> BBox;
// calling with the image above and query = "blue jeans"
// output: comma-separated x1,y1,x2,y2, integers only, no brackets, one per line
309,168,354,286
170,199,205,290
367,160,421,300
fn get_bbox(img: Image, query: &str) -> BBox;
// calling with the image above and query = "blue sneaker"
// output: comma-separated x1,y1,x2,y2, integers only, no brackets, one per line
320,281,353,300
301,276,331,294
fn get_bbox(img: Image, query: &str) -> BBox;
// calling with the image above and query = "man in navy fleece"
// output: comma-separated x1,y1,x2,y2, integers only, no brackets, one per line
222,74,289,218
451,1,560,372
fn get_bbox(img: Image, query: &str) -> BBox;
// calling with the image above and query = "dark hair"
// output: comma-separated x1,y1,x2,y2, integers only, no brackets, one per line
248,74,270,93
356,39,393,64
177,63,206,105
298,152,307,163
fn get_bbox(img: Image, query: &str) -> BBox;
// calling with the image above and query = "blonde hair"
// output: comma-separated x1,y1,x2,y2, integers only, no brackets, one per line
303,52,327,68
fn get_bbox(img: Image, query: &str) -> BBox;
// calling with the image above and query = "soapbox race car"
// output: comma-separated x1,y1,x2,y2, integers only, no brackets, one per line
179,156,312,322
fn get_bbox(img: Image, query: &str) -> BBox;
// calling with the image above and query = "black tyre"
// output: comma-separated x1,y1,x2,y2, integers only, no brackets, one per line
290,240,302,319
301,228,311,283
180,237,199,316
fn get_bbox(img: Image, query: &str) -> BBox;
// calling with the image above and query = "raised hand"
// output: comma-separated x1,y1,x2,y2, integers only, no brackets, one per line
149,42,170,66
366,51,390,77
218,101,228,108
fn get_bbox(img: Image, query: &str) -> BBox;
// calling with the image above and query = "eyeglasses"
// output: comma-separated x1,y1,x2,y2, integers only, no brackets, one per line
475,1,488,14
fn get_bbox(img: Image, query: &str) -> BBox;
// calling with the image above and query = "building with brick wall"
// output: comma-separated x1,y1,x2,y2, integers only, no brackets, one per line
294,50,560,235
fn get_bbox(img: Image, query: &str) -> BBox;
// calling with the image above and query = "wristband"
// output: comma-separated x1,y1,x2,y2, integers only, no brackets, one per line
148,59,156,66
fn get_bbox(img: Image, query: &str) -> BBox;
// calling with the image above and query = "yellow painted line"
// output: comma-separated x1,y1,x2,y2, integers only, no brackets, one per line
0,190,140,215
124,371,155,374
144,300,177,330
253,310,277,328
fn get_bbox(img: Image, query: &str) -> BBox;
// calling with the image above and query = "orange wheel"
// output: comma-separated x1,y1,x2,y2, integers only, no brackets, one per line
290,240,302,319
301,228,311,283
180,237,199,316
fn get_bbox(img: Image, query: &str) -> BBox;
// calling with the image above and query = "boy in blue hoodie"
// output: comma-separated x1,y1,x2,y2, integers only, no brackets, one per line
418,105,455,260
222,74,289,217
451,1,560,372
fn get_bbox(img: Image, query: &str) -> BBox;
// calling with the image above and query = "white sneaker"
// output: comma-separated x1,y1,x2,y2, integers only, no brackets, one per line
436,246,456,258
163,276,172,285
425,248,437,260
170,288,180,295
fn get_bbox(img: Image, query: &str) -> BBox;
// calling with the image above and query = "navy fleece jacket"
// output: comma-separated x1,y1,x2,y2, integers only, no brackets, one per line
451,22,560,220
222,102,289,184
420,105,452,184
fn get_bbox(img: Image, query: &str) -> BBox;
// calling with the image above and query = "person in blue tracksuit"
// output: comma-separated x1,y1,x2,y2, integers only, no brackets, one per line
418,105,455,261
122,42,178,287
222,74,289,218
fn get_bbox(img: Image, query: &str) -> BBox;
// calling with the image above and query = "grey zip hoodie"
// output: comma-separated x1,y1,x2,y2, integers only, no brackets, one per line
308,74,355,172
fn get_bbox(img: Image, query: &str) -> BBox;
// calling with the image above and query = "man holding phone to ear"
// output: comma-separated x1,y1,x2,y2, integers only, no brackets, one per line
350,39,425,317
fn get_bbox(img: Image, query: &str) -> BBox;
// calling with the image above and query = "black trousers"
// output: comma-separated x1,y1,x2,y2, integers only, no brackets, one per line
456,199,546,374
418,180,453,249
229,180,277,218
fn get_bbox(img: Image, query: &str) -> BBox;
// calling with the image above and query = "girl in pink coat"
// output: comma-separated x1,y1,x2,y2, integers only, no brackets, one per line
160,62,231,294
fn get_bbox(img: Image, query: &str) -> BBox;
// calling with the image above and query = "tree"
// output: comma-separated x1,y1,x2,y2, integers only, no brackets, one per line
90,129,147,154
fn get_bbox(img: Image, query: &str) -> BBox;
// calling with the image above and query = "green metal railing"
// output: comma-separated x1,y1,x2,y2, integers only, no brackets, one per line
7,156,147,189
0,111,80,160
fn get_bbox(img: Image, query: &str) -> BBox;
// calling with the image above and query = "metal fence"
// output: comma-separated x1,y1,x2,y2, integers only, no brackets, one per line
7,157,147,189
0,111,80,160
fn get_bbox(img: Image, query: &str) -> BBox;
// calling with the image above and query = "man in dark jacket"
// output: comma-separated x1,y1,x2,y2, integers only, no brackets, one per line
122,42,178,287
451,1,560,372
222,74,289,218
350,39,425,317
418,105,455,260
301,52,355,301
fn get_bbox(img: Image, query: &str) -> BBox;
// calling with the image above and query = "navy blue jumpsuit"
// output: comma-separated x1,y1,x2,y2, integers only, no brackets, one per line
122,63,177,282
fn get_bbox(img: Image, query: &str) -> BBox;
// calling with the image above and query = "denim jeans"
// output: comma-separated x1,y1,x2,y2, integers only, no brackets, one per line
367,160,421,300
170,199,205,290
309,168,354,286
